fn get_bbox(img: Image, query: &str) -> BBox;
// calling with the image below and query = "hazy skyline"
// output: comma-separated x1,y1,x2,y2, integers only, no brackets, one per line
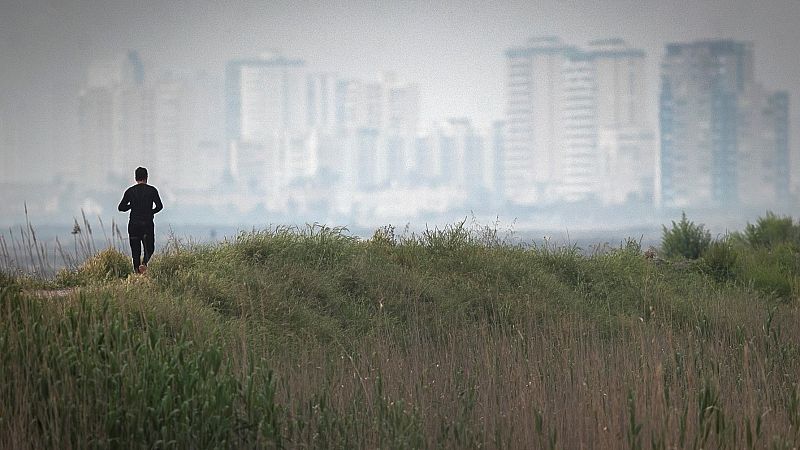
2,0,799,186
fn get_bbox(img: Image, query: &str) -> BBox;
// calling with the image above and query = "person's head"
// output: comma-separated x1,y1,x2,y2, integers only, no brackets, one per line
135,167,148,183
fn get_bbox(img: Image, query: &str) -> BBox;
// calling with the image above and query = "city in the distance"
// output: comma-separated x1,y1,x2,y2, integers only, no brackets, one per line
0,36,794,234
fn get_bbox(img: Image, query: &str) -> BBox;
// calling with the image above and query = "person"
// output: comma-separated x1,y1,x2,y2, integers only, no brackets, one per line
118,167,163,274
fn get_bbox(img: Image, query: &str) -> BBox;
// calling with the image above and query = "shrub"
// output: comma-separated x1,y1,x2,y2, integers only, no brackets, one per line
701,239,739,282
661,213,711,260
741,212,800,248
56,248,132,286
734,243,800,301
744,261,794,300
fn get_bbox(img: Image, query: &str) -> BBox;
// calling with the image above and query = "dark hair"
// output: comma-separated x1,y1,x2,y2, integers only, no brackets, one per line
135,167,148,181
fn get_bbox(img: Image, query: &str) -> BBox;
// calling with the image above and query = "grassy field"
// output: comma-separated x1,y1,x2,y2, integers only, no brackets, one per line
2,215,800,449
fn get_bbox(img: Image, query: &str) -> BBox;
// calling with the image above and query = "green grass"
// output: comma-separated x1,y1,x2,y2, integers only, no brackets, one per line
2,217,800,448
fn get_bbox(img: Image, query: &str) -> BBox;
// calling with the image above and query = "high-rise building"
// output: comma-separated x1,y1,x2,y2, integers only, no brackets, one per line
336,79,386,188
588,39,654,205
225,53,312,199
226,53,307,143
436,118,484,190
660,40,788,208
560,52,597,201
78,50,148,188
335,74,420,189
386,78,419,137
307,72,338,134
414,127,442,185
307,73,342,189
598,128,655,204
769,92,790,204
736,88,790,206
504,37,653,205
504,37,573,205
335,78,385,132
385,78,419,185
660,41,752,208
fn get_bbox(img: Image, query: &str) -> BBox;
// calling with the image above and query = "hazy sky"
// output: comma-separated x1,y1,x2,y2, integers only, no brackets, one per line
2,0,799,182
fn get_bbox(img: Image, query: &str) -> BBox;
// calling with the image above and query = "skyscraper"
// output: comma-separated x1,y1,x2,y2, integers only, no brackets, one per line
736,88,790,206
385,77,420,185
226,52,307,143
504,37,573,205
560,51,597,201
78,50,147,188
225,53,310,203
504,37,653,205
660,40,788,208
307,72,342,189
660,40,752,208
307,72,338,134
588,39,654,205
335,78,386,189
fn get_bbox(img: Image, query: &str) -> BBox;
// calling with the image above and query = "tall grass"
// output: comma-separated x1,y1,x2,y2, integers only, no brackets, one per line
0,207,126,279
2,216,800,448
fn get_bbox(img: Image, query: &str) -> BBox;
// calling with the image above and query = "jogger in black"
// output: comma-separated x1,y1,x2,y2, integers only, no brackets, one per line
118,167,163,274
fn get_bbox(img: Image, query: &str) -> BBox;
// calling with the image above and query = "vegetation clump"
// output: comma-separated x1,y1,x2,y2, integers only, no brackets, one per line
661,212,711,259
740,211,800,248
55,247,131,286
0,270,19,291
2,214,800,448
700,238,739,282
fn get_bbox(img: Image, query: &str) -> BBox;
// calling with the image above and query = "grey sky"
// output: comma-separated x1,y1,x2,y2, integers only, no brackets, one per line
2,0,799,182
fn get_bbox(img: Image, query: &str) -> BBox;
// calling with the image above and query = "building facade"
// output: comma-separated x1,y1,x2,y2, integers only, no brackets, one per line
504,37,573,205
660,40,789,209
504,37,653,206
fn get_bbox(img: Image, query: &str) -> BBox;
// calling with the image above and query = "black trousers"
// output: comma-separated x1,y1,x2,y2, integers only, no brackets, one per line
128,220,155,272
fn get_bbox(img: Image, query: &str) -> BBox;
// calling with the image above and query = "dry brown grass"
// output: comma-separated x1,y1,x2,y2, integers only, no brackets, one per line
256,305,800,448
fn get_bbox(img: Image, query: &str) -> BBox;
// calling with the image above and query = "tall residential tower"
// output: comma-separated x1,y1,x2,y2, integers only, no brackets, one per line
504,37,573,205
504,37,653,205
660,40,789,208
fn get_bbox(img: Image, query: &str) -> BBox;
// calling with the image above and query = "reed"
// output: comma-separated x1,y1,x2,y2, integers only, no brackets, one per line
1,215,799,448
0,208,126,279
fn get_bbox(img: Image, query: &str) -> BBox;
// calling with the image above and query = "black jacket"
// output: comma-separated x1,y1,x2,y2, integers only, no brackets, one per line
118,183,163,222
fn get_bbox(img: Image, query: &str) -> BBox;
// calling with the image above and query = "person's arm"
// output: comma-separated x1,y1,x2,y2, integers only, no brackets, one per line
152,188,163,215
118,189,131,212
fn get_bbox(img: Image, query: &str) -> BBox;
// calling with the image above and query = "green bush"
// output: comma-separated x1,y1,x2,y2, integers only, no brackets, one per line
661,212,711,260
741,212,800,248
56,247,132,286
743,261,794,300
701,239,739,282
735,243,800,301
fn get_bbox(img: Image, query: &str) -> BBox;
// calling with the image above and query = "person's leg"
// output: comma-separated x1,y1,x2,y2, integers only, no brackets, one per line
142,222,155,266
129,236,142,272
128,220,146,273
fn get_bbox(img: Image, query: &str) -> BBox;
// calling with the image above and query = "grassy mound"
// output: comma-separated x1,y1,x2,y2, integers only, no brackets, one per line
2,218,800,448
